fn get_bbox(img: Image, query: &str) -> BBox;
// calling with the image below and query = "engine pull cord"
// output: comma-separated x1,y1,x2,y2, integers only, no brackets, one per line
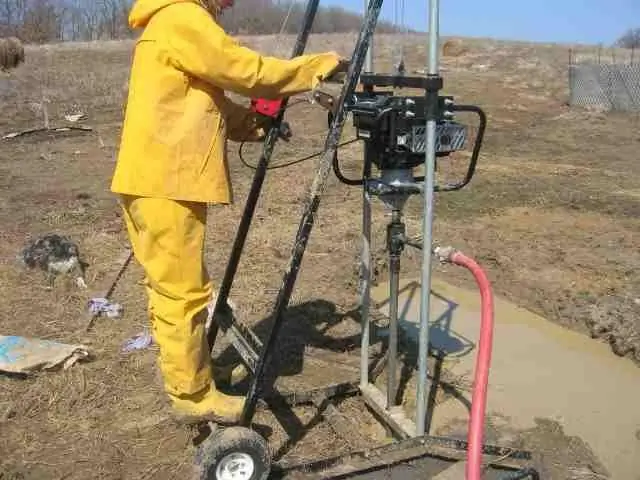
237,98,359,171
239,137,359,171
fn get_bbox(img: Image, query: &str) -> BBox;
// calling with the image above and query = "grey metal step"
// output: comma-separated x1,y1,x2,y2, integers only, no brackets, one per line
431,461,466,479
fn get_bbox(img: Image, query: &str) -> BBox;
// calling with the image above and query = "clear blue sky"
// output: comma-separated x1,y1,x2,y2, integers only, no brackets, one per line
327,0,639,45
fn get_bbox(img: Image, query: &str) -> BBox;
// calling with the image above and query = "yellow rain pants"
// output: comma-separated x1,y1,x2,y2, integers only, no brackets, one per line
120,194,213,396
111,0,344,400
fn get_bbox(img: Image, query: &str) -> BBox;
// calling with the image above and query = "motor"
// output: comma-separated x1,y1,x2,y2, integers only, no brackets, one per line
324,72,487,194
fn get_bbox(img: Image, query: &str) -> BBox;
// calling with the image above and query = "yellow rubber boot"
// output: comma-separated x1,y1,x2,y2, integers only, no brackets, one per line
119,195,245,425
169,383,246,425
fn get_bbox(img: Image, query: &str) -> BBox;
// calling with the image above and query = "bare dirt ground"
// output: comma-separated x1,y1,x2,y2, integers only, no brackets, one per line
0,33,639,479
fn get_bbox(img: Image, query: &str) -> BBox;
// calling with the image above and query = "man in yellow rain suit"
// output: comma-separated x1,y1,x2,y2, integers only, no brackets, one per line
111,0,347,424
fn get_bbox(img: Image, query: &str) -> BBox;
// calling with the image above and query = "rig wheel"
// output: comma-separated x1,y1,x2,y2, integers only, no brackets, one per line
194,426,271,480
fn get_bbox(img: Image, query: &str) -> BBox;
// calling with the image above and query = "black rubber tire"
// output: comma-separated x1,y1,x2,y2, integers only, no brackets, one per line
194,426,271,480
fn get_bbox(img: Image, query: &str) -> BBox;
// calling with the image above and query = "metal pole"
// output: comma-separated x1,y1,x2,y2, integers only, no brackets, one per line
387,209,402,408
364,0,373,72
359,153,373,388
415,0,440,437
360,0,374,387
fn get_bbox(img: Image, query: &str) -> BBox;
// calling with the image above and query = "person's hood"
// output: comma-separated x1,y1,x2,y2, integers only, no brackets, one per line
128,0,196,28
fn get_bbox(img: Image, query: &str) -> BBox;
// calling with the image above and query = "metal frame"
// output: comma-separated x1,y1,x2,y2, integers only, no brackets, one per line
273,435,539,479
205,0,540,477
208,0,386,426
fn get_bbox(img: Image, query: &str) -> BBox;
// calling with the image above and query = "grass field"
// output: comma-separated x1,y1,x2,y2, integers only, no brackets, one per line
0,32,638,479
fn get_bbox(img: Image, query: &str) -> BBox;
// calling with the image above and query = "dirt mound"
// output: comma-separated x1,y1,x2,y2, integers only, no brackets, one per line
442,38,467,57
438,416,611,479
580,293,640,362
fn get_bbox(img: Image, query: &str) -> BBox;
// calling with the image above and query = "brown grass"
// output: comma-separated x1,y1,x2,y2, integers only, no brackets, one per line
0,33,638,478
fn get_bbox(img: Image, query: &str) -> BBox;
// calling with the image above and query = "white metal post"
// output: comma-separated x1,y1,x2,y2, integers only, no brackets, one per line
359,0,374,388
415,0,440,437
364,0,374,72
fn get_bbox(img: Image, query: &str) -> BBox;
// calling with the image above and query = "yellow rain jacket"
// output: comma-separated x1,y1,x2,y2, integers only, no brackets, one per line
111,0,343,204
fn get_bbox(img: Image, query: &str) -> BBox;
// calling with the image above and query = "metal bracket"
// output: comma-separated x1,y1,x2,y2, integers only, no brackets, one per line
311,90,338,115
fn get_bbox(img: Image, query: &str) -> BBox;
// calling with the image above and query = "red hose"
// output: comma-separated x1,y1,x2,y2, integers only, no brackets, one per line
449,251,494,480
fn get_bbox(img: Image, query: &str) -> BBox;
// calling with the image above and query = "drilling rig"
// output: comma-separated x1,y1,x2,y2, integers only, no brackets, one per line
194,1,541,479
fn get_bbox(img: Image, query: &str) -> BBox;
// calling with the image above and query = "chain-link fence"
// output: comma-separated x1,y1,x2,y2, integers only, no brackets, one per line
568,47,640,111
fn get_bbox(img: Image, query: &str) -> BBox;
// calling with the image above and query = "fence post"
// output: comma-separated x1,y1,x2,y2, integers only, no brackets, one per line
598,43,602,64
567,48,573,105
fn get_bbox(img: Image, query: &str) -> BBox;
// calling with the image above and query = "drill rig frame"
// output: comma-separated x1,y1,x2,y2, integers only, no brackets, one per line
196,0,540,479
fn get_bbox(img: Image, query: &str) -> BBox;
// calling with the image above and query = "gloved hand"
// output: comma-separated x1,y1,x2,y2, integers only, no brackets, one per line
324,57,351,83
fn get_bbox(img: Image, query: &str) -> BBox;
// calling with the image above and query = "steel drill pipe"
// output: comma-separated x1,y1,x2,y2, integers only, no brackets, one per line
436,247,494,480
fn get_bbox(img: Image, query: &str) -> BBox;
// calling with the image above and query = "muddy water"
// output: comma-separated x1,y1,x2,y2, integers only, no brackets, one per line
371,277,640,479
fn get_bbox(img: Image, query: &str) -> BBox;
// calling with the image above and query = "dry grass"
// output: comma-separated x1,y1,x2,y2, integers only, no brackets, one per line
0,32,638,478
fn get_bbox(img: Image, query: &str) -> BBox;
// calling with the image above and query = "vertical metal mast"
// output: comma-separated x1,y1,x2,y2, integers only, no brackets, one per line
359,161,373,390
359,0,374,389
415,0,440,436
364,0,374,72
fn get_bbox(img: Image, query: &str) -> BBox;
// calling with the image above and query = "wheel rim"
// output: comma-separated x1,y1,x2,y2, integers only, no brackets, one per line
215,452,255,480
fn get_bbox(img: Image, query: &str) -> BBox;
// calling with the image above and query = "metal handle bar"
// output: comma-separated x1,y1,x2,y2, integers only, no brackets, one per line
329,104,487,191
436,104,487,192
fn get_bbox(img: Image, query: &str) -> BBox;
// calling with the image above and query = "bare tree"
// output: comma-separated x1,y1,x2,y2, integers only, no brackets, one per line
22,0,62,43
97,0,131,39
0,0,28,36
64,0,85,41
1,0,401,43
615,28,640,49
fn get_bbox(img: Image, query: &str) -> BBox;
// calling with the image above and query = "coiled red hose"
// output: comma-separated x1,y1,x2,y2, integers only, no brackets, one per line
448,250,494,480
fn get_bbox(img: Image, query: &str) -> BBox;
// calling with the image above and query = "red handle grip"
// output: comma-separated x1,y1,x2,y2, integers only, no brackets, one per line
250,98,284,118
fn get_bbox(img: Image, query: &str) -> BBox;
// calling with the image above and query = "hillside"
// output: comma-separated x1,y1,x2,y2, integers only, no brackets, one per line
0,32,638,479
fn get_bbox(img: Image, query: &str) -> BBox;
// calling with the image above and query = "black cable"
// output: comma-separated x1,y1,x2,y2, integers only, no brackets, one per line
237,97,359,171
239,137,359,171
328,109,365,185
